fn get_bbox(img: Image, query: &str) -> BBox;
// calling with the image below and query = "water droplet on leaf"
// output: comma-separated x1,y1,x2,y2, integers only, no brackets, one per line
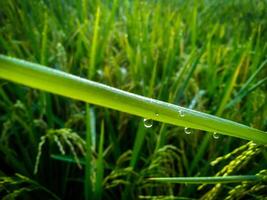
184,127,191,134
179,110,185,117
144,119,153,128
213,132,219,139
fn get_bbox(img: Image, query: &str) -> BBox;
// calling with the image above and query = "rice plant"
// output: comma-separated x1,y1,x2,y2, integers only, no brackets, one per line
0,0,267,199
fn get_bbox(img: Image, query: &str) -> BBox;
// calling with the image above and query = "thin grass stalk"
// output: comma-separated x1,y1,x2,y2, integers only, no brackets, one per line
149,175,262,184
94,120,105,200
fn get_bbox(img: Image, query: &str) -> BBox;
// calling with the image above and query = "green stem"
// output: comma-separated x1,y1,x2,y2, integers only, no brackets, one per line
85,104,93,199
149,175,262,184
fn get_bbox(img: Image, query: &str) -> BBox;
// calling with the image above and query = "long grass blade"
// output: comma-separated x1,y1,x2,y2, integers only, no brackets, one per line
0,55,266,144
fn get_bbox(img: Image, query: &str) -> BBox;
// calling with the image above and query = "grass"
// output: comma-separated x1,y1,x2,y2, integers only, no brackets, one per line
0,55,267,143
148,175,264,184
0,0,267,199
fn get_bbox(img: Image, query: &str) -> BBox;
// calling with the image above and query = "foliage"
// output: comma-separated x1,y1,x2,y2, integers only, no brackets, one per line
0,0,267,199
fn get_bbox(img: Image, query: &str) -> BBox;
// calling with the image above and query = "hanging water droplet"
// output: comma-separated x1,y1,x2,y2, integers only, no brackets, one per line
155,113,159,117
144,119,153,128
184,127,191,134
179,110,185,117
213,132,219,139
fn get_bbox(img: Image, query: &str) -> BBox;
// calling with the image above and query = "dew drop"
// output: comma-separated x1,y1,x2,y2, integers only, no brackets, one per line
213,132,219,139
184,127,191,134
144,119,153,128
155,113,159,117
179,110,185,117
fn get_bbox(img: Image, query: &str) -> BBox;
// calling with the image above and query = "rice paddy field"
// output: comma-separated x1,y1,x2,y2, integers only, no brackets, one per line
0,0,267,199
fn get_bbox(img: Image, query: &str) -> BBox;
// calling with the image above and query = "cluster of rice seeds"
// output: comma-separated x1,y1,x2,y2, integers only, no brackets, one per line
0,174,34,199
34,136,47,174
144,145,182,178
139,145,182,197
225,170,267,199
210,142,250,166
103,150,135,189
103,167,136,189
214,142,262,176
199,141,264,200
34,128,86,174
0,174,60,200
